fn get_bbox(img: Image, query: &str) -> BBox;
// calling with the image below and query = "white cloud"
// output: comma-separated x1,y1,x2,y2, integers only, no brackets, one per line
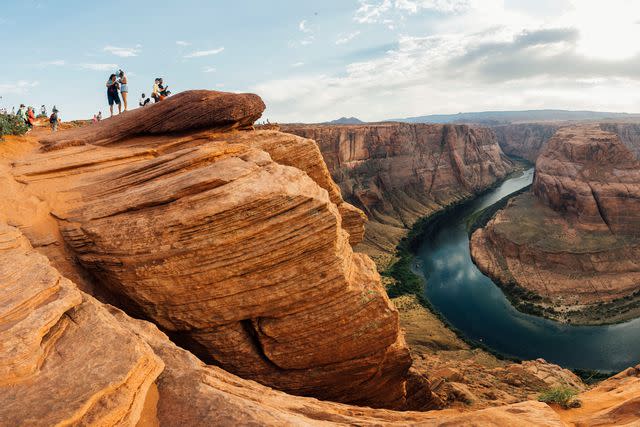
0,80,39,94
354,0,393,24
253,19,640,122
292,62,305,67
299,20,312,33
336,31,361,45
40,59,66,66
176,40,191,46
104,45,141,57
354,0,474,25
203,66,217,73
184,47,225,58
80,63,118,71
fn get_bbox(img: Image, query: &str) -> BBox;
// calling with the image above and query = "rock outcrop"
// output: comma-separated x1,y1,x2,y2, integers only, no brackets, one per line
492,123,559,162
0,221,569,426
471,125,640,324
0,224,164,426
281,123,514,265
3,96,640,425
12,91,414,408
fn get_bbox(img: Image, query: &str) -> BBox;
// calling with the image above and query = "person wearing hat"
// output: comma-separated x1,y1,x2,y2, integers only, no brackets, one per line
49,107,60,132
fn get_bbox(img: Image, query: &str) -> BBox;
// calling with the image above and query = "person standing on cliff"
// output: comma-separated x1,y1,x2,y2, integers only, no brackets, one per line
49,107,60,132
106,73,121,117
118,69,129,112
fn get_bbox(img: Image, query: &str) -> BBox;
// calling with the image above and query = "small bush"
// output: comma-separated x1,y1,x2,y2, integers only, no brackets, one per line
538,387,580,408
0,114,28,138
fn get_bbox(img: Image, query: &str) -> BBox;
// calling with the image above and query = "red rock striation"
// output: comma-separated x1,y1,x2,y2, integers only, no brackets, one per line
472,125,640,323
534,125,640,234
12,91,417,408
281,123,514,264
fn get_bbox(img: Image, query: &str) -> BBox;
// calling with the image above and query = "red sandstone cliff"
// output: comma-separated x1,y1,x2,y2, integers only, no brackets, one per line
472,125,640,324
2,97,640,425
281,123,514,264
13,91,420,409
492,123,559,162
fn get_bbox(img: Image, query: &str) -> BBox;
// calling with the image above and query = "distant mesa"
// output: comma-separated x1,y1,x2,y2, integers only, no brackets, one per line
324,116,365,125
389,109,640,125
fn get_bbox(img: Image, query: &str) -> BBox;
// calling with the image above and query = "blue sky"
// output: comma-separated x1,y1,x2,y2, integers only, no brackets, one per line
2,0,640,121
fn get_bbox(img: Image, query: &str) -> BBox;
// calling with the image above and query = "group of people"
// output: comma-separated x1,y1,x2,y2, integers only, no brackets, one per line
106,70,172,116
106,69,128,116
139,78,171,107
4,104,60,132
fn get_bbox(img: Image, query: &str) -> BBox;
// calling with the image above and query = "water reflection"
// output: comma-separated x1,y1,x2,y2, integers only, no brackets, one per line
417,168,640,371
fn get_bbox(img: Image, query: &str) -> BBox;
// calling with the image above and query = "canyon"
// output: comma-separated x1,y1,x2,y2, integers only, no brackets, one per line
2,92,640,426
471,124,640,324
281,123,515,265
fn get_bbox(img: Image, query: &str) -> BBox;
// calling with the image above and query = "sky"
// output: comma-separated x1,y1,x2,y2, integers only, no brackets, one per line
2,0,640,121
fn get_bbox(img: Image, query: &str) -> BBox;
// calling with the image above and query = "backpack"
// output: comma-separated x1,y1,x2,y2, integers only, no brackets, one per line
49,113,57,123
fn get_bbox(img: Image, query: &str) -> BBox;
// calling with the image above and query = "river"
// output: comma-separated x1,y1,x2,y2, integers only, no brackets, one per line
416,168,640,372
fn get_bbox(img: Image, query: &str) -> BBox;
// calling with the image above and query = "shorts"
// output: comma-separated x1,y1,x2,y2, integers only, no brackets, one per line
120,84,128,93
108,91,121,106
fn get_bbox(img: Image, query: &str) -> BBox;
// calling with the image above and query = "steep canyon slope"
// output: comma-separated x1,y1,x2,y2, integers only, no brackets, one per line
281,123,514,265
471,125,640,324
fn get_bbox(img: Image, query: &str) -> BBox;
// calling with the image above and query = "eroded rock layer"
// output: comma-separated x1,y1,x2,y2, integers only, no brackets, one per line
12,91,413,408
281,123,514,264
471,125,640,324
0,224,164,426
492,123,559,162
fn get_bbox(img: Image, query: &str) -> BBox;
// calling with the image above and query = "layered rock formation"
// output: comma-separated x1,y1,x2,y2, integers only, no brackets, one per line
471,125,640,324
0,221,568,426
281,123,514,264
12,91,415,408
0,223,163,426
3,96,640,425
492,123,559,162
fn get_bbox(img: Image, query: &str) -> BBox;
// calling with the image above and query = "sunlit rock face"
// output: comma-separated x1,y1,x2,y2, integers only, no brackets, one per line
471,125,640,324
282,123,514,264
13,90,419,408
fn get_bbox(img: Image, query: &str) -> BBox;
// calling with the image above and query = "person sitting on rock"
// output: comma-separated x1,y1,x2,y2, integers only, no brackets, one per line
97,111,102,121
40,105,47,117
158,78,171,98
152,78,161,103
106,73,122,117
139,93,151,107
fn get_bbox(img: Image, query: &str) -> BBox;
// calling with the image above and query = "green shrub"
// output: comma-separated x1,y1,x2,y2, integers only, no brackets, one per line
538,387,580,408
0,114,28,138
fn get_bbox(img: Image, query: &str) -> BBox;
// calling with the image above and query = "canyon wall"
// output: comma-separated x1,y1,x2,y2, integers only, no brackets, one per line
281,123,514,264
471,125,640,324
492,123,559,162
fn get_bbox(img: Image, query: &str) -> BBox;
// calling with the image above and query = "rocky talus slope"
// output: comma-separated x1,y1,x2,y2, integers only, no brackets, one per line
471,125,640,324
281,123,514,265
